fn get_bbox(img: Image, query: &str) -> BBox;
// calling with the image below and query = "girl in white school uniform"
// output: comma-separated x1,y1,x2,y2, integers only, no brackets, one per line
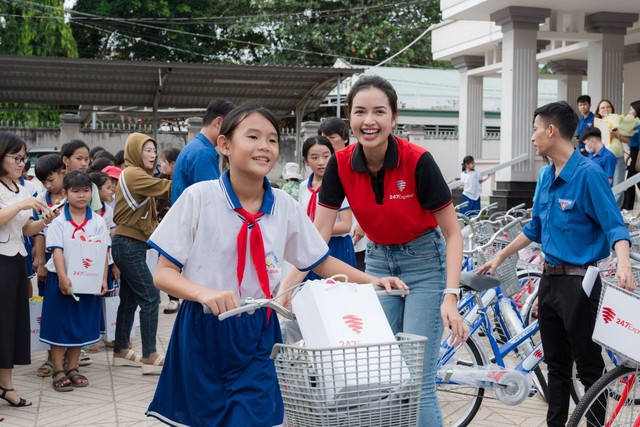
299,135,356,280
145,103,406,427
40,171,110,391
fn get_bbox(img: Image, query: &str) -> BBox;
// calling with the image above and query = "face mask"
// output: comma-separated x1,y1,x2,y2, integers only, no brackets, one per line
585,144,594,154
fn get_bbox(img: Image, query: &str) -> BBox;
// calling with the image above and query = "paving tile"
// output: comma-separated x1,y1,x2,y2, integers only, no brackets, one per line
1,293,553,426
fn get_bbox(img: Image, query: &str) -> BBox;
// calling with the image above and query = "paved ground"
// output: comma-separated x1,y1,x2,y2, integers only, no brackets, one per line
2,293,550,426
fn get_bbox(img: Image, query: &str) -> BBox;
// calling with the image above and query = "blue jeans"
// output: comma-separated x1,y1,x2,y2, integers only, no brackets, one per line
112,235,160,358
366,229,446,427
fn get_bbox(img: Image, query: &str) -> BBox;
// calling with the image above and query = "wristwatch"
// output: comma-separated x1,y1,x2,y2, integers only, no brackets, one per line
443,288,462,299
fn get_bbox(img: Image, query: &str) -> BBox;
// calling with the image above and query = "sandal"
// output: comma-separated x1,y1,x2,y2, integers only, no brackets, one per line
163,300,180,314
36,361,54,377
0,386,33,406
65,368,89,388
78,350,92,366
141,355,165,375
113,349,143,367
51,370,73,393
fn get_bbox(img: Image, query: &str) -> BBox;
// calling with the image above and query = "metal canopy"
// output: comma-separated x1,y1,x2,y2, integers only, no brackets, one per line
0,55,362,118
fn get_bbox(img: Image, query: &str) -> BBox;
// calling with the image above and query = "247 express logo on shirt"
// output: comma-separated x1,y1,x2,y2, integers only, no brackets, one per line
389,179,415,201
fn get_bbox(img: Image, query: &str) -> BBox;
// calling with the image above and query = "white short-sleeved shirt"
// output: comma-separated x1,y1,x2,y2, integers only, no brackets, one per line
298,174,350,238
0,182,32,256
148,172,330,299
45,205,111,273
460,169,482,200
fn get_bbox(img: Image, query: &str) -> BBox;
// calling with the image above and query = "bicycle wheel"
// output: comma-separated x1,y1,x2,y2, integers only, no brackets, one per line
567,364,640,427
531,366,549,403
570,350,619,404
437,338,486,427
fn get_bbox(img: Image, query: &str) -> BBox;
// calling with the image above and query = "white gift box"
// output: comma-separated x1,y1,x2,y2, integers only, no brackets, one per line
593,282,640,364
29,297,50,351
292,279,411,404
64,237,108,294
102,295,138,342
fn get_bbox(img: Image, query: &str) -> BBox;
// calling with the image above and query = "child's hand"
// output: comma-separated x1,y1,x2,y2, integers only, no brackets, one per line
200,289,240,316
36,264,47,282
372,277,409,294
59,276,73,296
111,264,121,281
96,280,108,296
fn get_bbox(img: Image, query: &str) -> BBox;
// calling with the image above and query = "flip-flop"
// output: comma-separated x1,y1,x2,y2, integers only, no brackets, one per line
36,361,54,378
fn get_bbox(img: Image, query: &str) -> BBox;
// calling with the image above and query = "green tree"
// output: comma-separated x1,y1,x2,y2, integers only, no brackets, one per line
70,0,444,67
70,0,270,62
0,0,78,123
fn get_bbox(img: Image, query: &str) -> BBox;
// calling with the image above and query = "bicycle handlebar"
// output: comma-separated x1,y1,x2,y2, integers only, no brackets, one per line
463,218,521,254
208,288,411,320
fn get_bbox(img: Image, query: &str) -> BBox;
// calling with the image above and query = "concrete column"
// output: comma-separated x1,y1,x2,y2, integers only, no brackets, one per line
547,59,587,104
489,7,551,209
624,44,640,109
491,6,551,183
59,114,81,145
451,55,484,161
585,12,639,112
300,121,320,142
186,117,202,145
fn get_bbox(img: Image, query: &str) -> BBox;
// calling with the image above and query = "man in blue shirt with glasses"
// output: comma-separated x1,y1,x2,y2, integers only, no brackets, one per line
479,101,634,427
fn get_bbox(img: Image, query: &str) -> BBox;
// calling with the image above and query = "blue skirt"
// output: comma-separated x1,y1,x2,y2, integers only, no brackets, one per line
146,300,284,427
305,234,356,281
40,272,102,347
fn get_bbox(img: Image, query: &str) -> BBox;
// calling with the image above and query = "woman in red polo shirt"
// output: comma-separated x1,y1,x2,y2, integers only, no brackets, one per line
302,75,465,425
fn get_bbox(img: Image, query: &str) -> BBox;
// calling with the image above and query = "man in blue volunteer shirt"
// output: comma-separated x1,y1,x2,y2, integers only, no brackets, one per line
171,99,235,204
479,101,634,427
583,127,616,186
575,94,594,156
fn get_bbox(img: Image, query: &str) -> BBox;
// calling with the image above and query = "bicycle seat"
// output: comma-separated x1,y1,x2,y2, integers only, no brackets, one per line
460,272,500,292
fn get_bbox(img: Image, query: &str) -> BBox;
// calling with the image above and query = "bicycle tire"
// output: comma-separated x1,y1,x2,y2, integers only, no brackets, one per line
531,365,549,403
567,364,640,427
437,338,485,427
570,353,638,405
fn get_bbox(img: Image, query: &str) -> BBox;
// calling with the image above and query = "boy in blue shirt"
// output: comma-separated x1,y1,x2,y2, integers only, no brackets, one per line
575,94,594,156
479,101,634,427
583,127,616,186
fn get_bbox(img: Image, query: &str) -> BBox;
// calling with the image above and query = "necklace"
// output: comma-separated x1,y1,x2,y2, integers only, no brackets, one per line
0,178,18,194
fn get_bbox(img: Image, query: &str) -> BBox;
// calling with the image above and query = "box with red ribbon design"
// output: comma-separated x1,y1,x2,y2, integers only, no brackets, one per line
63,232,108,295
593,280,640,364
291,278,411,404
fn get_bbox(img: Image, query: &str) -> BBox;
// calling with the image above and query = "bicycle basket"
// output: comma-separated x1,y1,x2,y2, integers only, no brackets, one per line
477,237,520,297
593,279,640,365
471,221,496,246
271,333,426,427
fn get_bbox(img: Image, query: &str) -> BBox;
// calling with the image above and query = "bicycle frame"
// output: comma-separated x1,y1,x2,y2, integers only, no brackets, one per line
437,289,544,385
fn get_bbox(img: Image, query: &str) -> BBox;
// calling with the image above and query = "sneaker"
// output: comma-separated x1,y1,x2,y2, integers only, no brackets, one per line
163,300,180,314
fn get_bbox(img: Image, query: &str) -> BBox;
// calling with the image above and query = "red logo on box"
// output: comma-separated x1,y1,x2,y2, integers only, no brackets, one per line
342,314,363,334
602,307,616,324
533,348,543,359
82,258,93,269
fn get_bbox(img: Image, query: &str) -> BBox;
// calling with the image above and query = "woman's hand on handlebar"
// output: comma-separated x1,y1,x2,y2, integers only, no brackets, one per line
199,289,241,316
442,296,468,346
372,276,409,294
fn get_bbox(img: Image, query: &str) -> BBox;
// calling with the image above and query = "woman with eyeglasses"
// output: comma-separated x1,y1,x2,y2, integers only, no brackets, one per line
0,132,57,419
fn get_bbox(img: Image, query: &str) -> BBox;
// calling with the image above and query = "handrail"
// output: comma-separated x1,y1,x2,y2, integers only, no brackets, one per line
612,172,640,196
448,153,530,189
